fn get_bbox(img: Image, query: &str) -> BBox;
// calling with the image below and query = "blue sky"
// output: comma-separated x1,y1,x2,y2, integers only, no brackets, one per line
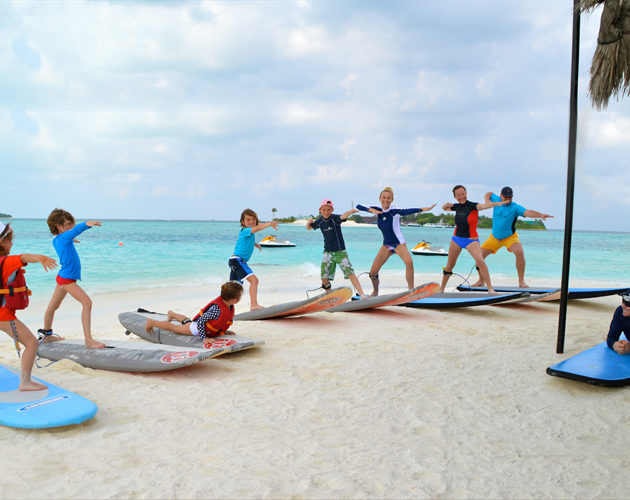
2,1,628,230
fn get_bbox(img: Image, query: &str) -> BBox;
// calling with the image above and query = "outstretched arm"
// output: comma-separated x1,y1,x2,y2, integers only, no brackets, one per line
484,192,493,203
340,208,359,220
523,209,553,220
442,203,454,212
421,203,437,212
252,220,279,234
20,254,57,272
476,200,508,211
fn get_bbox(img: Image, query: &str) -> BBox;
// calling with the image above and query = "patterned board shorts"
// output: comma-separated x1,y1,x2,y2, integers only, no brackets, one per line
321,250,355,280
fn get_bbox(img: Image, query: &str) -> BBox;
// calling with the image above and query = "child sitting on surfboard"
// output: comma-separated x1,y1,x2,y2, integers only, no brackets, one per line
41,209,106,349
0,222,58,391
229,209,278,310
607,291,630,355
145,281,243,339
306,199,366,298
356,187,436,296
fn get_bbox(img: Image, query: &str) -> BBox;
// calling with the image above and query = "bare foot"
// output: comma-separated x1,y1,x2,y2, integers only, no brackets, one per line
519,282,529,288
470,280,484,287
250,305,264,311
439,288,445,293
20,381,47,391
145,319,156,333
488,288,498,295
85,339,107,349
41,334,66,342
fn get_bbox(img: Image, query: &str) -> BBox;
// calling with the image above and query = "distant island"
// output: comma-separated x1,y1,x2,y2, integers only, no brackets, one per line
350,212,547,230
0,213,11,218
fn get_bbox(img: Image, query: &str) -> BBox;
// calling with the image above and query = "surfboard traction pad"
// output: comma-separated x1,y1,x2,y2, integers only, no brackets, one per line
233,286,353,320
327,282,440,312
0,364,97,429
37,339,224,372
118,311,264,353
399,291,527,309
547,339,630,387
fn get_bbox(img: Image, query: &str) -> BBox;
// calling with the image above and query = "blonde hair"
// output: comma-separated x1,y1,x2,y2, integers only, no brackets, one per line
380,186,394,199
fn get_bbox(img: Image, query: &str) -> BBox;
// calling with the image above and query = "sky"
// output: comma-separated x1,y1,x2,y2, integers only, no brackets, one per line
1,0,628,230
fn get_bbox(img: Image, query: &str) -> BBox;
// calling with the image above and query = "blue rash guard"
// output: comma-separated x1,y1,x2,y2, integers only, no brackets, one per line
489,193,527,240
311,214,346,252
606,306,630,349
232,227,255,262
53,222,91,280
356,204,422,248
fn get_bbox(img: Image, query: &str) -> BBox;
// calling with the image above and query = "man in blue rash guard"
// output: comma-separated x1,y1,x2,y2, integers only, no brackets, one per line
471,186,553,288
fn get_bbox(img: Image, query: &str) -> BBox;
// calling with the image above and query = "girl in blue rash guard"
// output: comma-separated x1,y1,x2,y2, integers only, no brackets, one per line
356,187,436,296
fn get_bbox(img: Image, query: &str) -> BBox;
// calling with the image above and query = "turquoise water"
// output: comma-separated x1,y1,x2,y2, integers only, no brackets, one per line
4,219,629,298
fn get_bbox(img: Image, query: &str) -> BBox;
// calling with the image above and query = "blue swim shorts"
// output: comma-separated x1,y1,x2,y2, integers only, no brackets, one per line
228,256,254,283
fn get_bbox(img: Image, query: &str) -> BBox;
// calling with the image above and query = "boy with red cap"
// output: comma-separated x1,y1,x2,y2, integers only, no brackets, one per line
307,199,366,298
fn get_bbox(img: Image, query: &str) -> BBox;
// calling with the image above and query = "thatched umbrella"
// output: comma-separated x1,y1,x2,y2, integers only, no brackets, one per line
579,0,630,109
557,0,629,353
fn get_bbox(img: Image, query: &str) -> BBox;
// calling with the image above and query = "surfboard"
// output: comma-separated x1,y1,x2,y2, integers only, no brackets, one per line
326,282,439,312
234,286,353,320
457,285,630,300
547,337,630,387
37,339,225,372
0,364,97,429
399,291,526,309
118,310,264,353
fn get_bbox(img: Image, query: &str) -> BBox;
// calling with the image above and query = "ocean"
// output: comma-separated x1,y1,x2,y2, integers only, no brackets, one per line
4,218,629,299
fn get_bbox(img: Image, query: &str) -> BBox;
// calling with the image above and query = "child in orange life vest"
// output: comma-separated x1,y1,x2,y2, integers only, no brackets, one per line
41,209,106,349
145,281,243,339
0,223,58,391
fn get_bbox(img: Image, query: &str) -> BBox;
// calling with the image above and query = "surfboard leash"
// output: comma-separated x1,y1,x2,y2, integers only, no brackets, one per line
35,330,59,368
8,320,21,358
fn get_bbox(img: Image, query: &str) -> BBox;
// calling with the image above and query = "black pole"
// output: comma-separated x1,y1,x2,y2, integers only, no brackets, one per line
557,0,581,354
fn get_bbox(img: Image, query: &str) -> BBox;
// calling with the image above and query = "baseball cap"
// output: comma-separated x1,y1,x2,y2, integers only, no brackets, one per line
501,186,513,198
620,290,630,304
320,199,334,210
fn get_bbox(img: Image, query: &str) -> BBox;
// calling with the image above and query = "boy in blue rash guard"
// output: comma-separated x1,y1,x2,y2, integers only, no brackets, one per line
356,187,436,296
471,186,553,288
229,208,279,311
307,199,366,298
42,208,106,348
606,292,630,354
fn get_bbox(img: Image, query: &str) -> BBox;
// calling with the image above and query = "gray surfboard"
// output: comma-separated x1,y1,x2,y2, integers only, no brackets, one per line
327,282,439,312
233,287,353,320
37,339,224,372
118,311,264,353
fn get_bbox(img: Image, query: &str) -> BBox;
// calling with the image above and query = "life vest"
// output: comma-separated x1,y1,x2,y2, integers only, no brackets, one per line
192,297,234,337
0,256,31,310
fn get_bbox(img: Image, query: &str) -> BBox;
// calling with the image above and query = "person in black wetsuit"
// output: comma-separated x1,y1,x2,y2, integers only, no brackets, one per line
439,185,507,293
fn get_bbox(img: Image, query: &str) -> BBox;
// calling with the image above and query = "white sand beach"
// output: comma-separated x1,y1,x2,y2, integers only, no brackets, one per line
2,274,629,499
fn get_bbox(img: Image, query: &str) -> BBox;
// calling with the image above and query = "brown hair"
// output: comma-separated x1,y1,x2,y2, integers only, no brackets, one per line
452,185,466,195
221,281,243,302
0,223,13,256
239,209,259,228
47,208,75,235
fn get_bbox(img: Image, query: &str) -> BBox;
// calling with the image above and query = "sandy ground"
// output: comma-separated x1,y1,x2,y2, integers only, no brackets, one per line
1,275,630,499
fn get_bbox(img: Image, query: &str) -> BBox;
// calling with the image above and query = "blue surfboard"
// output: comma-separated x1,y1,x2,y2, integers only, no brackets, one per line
457,285,630,300
0,364,97,429
399,292,526,309
546,338,630,387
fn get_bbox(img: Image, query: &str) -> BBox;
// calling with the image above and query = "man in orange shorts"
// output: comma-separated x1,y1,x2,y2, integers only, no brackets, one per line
471,186,553,288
